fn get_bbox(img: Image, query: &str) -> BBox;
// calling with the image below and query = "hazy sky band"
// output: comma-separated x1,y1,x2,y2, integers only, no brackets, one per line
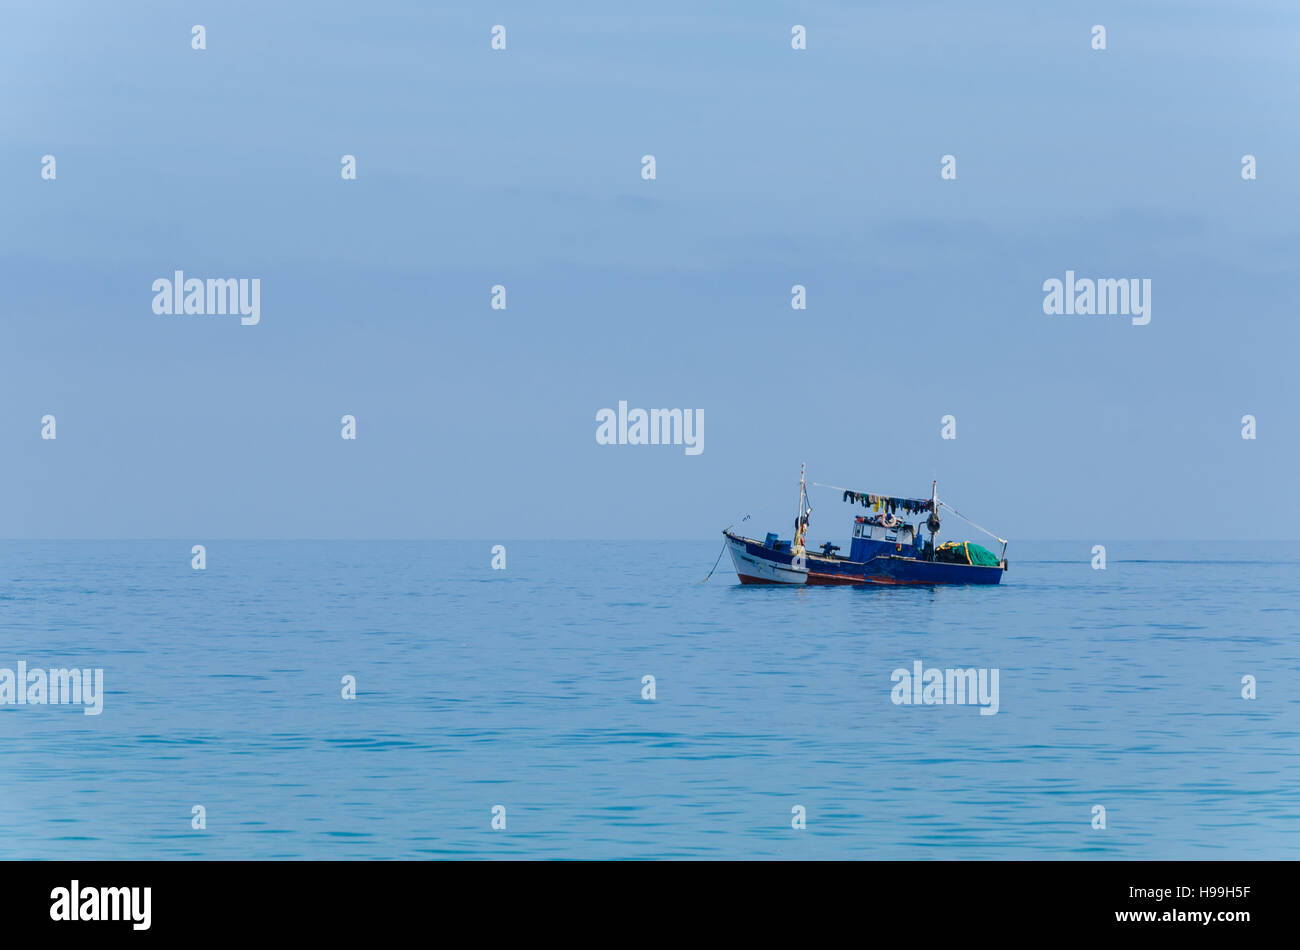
2,1,1294,539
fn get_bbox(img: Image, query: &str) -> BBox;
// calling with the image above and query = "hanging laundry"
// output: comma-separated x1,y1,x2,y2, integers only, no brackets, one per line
840,489,935,512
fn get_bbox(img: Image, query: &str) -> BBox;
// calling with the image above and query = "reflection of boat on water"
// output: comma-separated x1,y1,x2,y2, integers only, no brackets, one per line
723,465,1008,586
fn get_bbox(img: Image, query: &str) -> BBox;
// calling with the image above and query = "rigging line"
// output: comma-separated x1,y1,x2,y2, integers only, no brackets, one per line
699,516,749,583
939,502,1007,545
809,481,925,501
698,538,729,584
809,480,850,493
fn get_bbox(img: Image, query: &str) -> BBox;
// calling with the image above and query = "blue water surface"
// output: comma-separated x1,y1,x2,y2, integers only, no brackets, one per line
0,540,1296,859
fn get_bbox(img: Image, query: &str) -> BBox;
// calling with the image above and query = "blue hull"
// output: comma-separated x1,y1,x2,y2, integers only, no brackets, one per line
725,531,1005,586
863,555,1004,586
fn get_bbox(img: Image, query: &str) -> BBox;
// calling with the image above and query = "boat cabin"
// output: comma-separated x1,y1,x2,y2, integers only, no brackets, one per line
849,515,920,561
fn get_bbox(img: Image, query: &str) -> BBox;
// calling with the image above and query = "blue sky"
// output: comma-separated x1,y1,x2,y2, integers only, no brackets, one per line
2,1,1296,539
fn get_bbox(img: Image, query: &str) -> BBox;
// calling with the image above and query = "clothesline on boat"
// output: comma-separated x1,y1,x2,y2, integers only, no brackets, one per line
809,482,934,514
811,480,1007,545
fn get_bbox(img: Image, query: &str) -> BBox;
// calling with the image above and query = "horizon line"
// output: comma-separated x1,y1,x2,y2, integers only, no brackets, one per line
0,537,1296,544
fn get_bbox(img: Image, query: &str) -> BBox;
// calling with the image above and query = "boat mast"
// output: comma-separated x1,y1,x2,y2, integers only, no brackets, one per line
795,464,805,524
793,463,807,555
925,479,941,557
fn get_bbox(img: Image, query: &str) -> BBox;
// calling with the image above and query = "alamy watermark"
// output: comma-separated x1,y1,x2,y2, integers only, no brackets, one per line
0,661,104,715
891,660,999,715
152,271,260,325
50,880,150,930
1042,270,1150,326
595,401,703,455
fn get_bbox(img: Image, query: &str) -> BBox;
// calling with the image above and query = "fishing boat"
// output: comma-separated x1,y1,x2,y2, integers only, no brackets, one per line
722,465,1008,586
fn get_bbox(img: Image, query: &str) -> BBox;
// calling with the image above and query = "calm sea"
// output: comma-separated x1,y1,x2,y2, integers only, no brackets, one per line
1,540,1296,859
